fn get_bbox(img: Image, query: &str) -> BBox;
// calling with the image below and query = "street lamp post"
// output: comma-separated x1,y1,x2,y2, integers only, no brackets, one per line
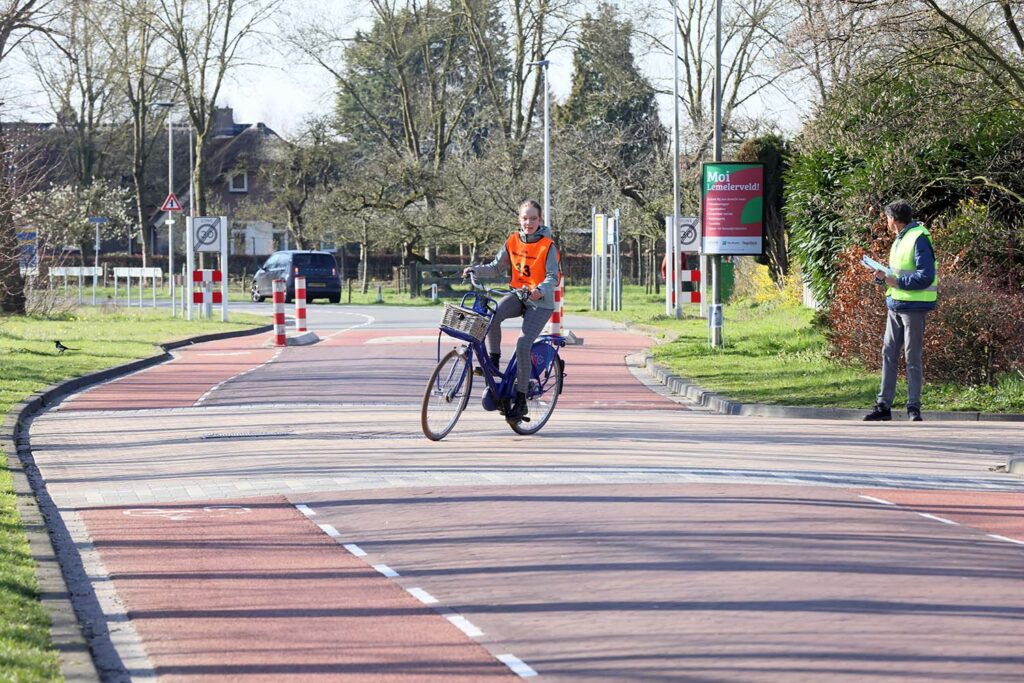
528,60,551,226
711,0,724,347
669,0,682,319
155,102,176,310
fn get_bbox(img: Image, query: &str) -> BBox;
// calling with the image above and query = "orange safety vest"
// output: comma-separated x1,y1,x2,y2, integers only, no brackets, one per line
505,232,557,289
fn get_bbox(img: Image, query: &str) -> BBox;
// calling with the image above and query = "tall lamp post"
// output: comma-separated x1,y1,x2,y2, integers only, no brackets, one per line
154,101,176,306
669,0,682,319
527,60,551,226
711,0,724,347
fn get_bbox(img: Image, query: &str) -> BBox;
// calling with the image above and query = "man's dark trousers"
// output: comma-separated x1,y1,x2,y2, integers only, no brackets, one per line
877,309,927,410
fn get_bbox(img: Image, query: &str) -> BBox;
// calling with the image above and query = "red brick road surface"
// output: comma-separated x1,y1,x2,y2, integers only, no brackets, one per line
62,334,276,411
80,496,514,682
301,483,1024,682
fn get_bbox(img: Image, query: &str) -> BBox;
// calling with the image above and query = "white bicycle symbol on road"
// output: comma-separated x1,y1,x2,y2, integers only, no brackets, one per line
123,505,251,521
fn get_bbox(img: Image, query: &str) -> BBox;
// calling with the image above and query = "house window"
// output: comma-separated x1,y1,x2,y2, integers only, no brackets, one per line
229,171,248,193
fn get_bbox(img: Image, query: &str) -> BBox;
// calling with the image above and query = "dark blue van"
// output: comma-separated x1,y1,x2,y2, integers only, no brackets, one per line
251,250,342,303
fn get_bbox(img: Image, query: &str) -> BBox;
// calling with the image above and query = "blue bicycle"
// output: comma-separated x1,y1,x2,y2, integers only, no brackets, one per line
421,274,568,440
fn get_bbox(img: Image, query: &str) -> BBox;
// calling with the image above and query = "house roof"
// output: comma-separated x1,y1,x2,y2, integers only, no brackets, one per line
151,108,286,229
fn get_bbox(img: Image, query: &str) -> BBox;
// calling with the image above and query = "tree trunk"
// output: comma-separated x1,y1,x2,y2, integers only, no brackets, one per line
0,126,26,313
0,206,26,314
634,236,642,285
360,241,370,295
288,208,308,250
193,133,207,216
652,237,660,295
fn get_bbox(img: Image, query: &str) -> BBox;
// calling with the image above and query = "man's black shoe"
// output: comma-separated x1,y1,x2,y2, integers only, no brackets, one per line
908,407,923,422
864,404,891,421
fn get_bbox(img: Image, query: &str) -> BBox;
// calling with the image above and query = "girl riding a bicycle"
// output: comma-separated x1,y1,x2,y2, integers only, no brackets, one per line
463,199,561,421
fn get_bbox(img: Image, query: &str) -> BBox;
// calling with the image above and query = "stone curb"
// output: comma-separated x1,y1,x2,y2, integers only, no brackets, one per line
629,350,1024,423
2,323,273,683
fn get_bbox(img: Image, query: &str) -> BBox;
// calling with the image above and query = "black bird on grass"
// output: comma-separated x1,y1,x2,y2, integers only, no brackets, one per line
54,340,78,355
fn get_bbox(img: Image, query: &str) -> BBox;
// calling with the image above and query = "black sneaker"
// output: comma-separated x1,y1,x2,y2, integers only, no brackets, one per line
507,391,528,422
864,403,892,421
908,407,923,422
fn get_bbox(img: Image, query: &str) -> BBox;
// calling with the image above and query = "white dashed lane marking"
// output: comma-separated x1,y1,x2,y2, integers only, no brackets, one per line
988,534,1024,546
296,502,540,678
407,587,439,605
497,653,539,678
858,495,1024,547
373,564,400,578
858,494,896,506
445,614,484,638
918,512,958,525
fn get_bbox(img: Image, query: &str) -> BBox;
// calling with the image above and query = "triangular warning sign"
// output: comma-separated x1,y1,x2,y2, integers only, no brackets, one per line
161,193,183,212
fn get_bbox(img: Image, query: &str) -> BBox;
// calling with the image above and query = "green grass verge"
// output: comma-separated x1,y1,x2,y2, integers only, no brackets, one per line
0,307,265,681
563,285,1024,413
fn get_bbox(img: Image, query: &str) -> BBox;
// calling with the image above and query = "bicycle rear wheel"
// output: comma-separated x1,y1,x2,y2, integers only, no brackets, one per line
509,356,563,435
421,348,473,440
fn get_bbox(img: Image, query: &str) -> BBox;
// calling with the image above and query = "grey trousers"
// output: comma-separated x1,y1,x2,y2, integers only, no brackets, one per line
877,309,928,410
486,293,553,392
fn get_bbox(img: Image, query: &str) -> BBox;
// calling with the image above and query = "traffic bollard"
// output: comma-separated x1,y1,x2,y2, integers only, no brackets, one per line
273,279,287,347
294,276,307,333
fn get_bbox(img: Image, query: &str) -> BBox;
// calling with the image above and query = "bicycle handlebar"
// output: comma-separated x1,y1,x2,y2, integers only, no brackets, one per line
464,270,531,303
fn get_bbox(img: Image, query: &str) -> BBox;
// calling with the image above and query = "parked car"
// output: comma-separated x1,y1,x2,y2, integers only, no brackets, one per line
251,250,342,303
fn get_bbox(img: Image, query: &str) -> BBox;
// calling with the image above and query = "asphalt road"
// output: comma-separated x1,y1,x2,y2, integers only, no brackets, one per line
27,305,1024,682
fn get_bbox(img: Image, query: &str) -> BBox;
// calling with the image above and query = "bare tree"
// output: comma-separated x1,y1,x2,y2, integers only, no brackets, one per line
26,0,126,186
1,0,62,314
458,0,581,163
777,0,889,104
844,1,1024,105
103,0,177,265
152,0,281,215
289,0,581,237
0,0,59,64
639,0,790,163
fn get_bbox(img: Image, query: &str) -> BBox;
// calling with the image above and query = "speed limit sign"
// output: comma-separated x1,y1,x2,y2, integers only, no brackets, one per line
679,216,701,253
192,217,223,253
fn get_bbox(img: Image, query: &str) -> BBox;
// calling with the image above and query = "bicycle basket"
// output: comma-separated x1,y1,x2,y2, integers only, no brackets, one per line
441,303,489,341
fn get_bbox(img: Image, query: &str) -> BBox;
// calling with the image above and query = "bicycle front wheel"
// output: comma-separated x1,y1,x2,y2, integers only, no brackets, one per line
509,356,563,436
421,348,473,440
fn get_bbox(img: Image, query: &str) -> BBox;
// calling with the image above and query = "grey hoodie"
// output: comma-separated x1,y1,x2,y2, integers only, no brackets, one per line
471,225,561,310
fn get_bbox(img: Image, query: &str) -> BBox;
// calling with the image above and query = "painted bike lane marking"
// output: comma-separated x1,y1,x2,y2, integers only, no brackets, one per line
297,501,537,679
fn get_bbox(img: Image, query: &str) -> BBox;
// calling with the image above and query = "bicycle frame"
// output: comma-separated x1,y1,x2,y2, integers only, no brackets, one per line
436,284,564,414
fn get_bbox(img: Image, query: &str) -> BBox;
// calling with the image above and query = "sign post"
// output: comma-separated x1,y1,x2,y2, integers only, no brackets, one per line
88,217,109,305
187,216,229,322
162,193,183,315
701,162,765,346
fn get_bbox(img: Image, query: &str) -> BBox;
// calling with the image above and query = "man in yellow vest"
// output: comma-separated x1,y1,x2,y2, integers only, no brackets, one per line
864,201,938,422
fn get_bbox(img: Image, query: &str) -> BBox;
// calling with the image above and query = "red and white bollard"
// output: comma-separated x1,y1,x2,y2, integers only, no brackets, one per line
679,269,701,305
191,269,223,318
294,276,307,333
544,274,565,336
272,279,287,347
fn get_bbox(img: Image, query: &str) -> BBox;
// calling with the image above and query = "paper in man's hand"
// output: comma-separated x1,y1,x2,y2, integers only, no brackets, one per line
860,255,892,278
